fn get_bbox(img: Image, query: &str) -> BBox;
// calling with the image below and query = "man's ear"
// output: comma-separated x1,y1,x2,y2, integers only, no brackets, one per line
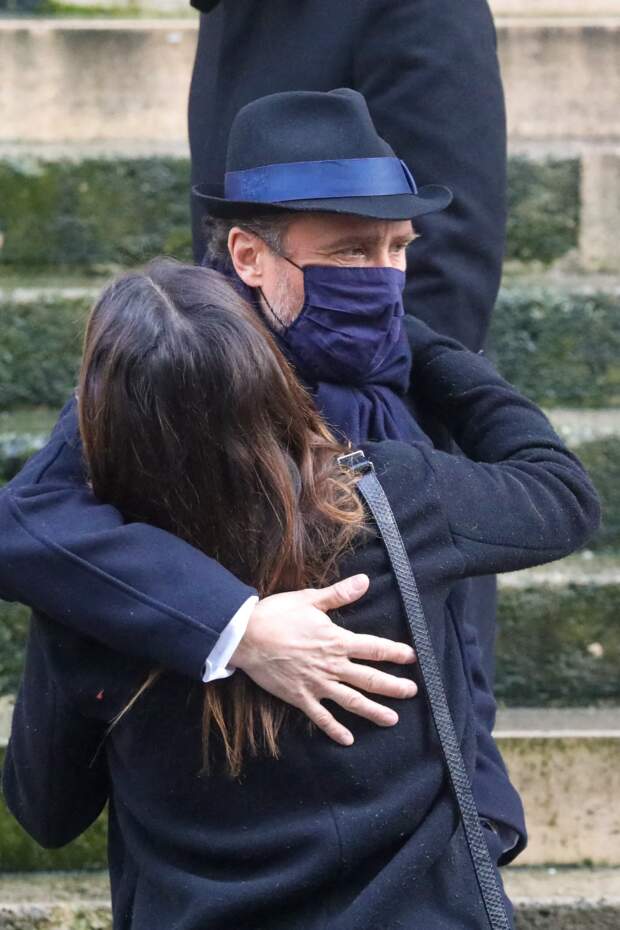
228,227,266,288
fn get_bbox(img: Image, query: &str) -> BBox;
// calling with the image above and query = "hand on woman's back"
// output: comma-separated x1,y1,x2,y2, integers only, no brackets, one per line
232,573,418,747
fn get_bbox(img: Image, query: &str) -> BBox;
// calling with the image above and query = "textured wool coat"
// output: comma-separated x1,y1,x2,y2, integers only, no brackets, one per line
0,331,522,856
3,321,599,930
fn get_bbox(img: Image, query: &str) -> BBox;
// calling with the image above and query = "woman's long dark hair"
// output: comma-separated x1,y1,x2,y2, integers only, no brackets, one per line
78,258,366,778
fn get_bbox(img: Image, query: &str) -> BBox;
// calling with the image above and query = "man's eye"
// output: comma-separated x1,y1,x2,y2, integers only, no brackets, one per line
338,247,366,258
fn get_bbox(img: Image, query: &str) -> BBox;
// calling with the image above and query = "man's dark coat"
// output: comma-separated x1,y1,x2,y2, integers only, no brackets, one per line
188,0,507,680
186,0,516,847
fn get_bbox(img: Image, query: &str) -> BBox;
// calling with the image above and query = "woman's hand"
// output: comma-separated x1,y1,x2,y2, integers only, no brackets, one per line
231,574,418,746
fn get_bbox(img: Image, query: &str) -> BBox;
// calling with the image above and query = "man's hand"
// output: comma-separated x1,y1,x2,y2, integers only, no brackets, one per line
231,574,417,746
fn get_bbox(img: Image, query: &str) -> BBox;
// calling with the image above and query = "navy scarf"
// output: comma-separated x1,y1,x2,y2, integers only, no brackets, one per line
207,258,429,446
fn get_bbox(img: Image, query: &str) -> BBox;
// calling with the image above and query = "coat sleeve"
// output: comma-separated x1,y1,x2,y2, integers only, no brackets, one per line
0,396,258,680
354,0,506,351
406,318,601,574
2,614,109,849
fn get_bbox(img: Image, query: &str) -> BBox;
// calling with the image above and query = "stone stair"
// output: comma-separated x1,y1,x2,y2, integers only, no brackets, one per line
1,704,620,922
0,867,618,930
495,709,620,866
1,701,619,867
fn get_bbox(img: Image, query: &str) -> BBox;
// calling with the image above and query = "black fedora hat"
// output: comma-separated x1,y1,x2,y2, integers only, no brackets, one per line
193,88,452,220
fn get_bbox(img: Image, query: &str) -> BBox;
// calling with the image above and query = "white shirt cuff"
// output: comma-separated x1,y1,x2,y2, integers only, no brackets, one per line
201,595,258,683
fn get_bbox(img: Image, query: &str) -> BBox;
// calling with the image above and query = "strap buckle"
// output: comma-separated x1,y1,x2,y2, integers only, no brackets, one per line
337,450,375,475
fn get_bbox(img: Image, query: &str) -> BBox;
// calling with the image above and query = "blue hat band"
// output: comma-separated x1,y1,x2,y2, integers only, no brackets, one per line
224,156,418,204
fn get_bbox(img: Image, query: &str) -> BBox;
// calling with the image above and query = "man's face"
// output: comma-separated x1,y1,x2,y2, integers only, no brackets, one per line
230,213,417,329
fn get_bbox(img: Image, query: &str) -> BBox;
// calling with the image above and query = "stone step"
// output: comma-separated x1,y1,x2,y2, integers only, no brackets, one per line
490,1,620,15
3,405,612,444
494,553,620,708
1,276,619,411
500,550,620,588
2,405,617,454
0,555,618,716
43,0,617,18
2,407,616,551
494,709,620,866
34,0,620,19
0,868,617,930
509,866,620,929
1,693,619,867
0,154,584,270
40,0,620,17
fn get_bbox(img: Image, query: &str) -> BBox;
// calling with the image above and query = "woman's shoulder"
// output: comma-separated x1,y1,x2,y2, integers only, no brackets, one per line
356,440,437,512
340,440,458,588
360,439,431,481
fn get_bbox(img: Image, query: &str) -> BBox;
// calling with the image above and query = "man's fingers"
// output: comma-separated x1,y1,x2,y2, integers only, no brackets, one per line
343,631,416,665
307,574,369,612
304,698,355,746
322,682,400,727
339,662,418,700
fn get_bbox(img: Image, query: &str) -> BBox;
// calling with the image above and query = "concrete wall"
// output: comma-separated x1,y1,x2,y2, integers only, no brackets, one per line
0,20,195,155
498,20,620,149
491,0,620,16
1,17,619,151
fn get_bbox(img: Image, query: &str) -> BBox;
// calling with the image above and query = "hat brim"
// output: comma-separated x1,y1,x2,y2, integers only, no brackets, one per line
192,183,452,221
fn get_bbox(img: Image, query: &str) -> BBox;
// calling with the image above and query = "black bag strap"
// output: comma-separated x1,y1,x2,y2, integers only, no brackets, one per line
338,450,511,930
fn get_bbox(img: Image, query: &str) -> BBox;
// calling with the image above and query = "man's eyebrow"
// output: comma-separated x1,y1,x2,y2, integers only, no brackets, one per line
318,233,381,249
319,231,416,250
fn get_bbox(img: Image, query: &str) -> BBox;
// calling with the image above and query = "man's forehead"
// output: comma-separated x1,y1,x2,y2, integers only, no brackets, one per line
287,213,414,247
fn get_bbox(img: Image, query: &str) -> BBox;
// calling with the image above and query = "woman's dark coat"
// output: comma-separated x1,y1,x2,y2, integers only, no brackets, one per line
0,0,516,860
3,321,600,930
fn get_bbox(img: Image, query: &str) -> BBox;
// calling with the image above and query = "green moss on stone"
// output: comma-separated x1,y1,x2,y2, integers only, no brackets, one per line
0,0,44,11
2,284,619,412
577,439,620,551
496,584,620,707
0,158,193,271
489,287,620,408
0,603,29,697
0,408,58,436
0,156,578,272
506,158,580,264
0,295,85,410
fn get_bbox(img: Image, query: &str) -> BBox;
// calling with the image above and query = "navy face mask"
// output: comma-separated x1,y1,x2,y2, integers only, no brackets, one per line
263,260,407,386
